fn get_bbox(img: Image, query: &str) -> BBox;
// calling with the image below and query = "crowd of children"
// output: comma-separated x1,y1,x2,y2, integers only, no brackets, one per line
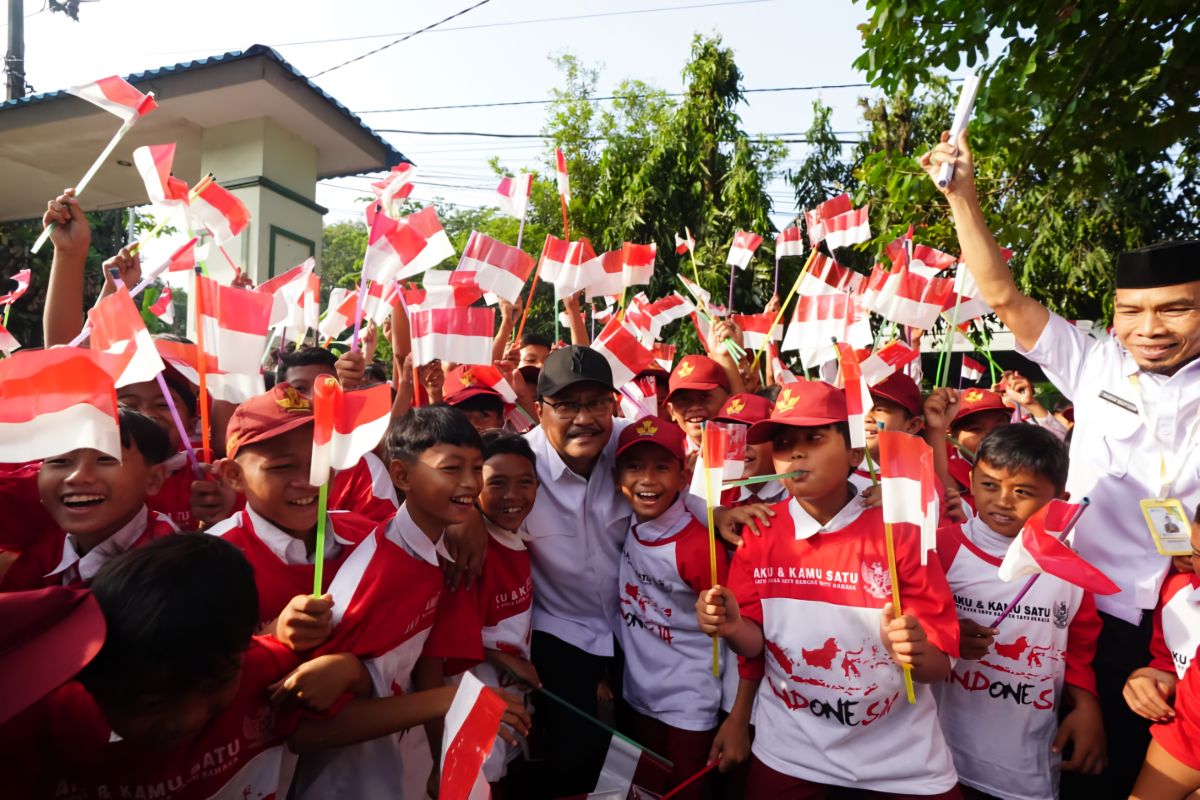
5,156,1200,800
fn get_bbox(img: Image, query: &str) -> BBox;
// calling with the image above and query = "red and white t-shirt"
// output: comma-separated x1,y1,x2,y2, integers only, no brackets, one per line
0,460,57,550
618,496,729,732
291,504,483,798
328,452,400,523
1152,645,1200,771
727,497,959,794
932,517,1101,800
0,505,177,592
0,637,302,800
720,480,788,510
206,507,377,624
1149,572,1200,679
146,454,199,531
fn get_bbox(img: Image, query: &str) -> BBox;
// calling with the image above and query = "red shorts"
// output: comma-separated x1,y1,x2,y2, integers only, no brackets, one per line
745,755,964,800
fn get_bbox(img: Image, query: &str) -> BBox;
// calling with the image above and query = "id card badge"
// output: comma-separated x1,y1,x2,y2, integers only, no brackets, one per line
1140,498,1192,556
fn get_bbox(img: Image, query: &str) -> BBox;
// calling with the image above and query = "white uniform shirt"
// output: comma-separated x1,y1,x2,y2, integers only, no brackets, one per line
1019,312,1200,622
46,506,177,584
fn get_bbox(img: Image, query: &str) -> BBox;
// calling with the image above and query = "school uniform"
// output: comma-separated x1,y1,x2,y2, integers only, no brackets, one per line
1148,572,1200,679
328,451,400,523
933,516,1101,800
728,497,960,796
0,505,177,592
206,506,377,624
0,461,56,551
146,453,200,531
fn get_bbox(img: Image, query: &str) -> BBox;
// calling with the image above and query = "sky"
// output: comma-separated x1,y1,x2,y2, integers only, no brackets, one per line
10,0,880,231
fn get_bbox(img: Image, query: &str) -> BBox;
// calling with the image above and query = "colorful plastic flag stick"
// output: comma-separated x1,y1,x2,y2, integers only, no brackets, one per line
936,292,964,388
700,422,724,677
937,73,982,189
662,761,719,799
311,483,331,597
192,266,212,463
989,499,1090,627
721,470,804,488
748,247,820,373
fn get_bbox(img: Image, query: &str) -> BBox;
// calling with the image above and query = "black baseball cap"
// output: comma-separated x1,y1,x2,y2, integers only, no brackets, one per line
537,345,614,398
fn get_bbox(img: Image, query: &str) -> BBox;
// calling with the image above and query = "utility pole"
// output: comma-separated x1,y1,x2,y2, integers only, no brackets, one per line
5,0,25,101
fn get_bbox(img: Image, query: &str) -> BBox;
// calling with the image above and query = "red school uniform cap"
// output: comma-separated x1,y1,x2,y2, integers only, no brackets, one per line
712,392,774,426
870,373,923,418
225,383,314,458
616,416,687,462
746,381,848,445
666,355,730,402
442,365,503,406
952,388,1008,425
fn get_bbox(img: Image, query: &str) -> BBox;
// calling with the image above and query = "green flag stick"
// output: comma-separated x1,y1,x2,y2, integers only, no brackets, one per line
311,482,330,597
722,470,804,488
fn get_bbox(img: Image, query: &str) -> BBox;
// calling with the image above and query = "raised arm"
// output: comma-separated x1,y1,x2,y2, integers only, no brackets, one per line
42,191,91,346
920,130,1049,351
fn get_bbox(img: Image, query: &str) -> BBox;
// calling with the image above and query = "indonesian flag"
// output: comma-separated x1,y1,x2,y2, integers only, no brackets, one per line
167,238,199,272
621,242,656,288
191,182,251,245
618,376,658,420
438,671,506,800
457,364,518,405
823,206,871,250
155,339,263,405
576,250,622,299
148,286,174,326
196,274,274,376
867,264,954,330
622,293,654,341
644,293,695,341
0,321,19,354
804,194,853,245
798,254,856,297
776,225,805,260
877,430,939,562
859,340,920,387
372,163,416,217
768,343,798,384
726,230,763,271
537,235,570,285
318,288,357,339
310,377,392,487
67,76,157,121
495,173,533,219
361,280,402,326
257,259,316,328
884,239,957,278
363,205,455,284
961,355,984,383
88,287,165,387
675,228,695,255
732,313,781,351
410,307,495,366
782,293,857,368
690,421,747,498
678,274,712,311
587,734,673,798
835,342,873,448
592,318,656,388
943,262,993,323
0,269,31,305
0,348,126,462
552,239,597,300
132,143,190,209
555,148,570,201
419,272,485,309
998,501,1118,595
457,232,535,304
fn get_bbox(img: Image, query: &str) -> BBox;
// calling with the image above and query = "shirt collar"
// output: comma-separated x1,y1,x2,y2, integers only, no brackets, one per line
532,423,620,483
742,480,788,504
246,506,344,566
631,494,690,543
484,517,528,551
787,489,865,540
48,505,150,582
387,502,453,567
962,513,1015,559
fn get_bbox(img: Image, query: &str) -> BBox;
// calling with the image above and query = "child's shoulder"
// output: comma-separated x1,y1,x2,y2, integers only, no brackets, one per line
0,530,67,592
328,509,380,546
1162,570,1200,602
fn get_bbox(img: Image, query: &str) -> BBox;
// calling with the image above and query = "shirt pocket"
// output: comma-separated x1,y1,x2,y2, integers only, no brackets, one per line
1095,412,1142,479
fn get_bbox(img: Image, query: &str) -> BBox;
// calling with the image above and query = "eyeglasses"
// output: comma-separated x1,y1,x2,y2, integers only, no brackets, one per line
541,395,616,420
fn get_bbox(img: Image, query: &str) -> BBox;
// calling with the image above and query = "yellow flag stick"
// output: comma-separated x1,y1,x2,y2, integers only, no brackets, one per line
748,247,820,374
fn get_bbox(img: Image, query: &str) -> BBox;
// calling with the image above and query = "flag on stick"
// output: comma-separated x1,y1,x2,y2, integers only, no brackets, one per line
132,143,190,209
495,173,533,219
555,148,571,202
834,342,872,448
823,206,871,250
860,340,920,387
440,672,507,800
310,377,392,487
148,286,174,326
410,307,495,366
88,287,165,387
998,501,1117,594
804,194,853,246
674,228,695,255
961,355,984,384
726,231,763,271
592,318,656,388
457,232,535,304
195,274,274,376
191,182,251,245
0,269,31,306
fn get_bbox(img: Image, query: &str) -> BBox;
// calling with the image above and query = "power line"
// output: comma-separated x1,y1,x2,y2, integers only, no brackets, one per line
310,0,493,78
376,128,863,140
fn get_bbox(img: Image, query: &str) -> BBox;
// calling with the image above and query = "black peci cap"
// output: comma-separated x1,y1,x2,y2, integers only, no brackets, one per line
537,345,614,398
1115,241,1200,290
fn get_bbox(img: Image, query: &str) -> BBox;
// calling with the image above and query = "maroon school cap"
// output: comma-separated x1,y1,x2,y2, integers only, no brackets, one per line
615,416,686,462
667,355,730,402
443,365,503,406
225,383,314,458
870,373,923,418
747,381,848,445
953,388,1009,425
712,393,774,426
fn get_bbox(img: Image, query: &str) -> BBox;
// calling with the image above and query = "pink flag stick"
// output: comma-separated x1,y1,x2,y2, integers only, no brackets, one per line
989,498,1090,627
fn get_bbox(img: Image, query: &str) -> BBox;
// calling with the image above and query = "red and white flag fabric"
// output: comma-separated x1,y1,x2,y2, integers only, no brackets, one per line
804,194,853,246
651,342,676,372
555,148,571,202
775,225,805,260
943,262,993,323
689,421,747,497
998,501,1118,595
621,242,656,288
726,230,763,271
439,671,507,800
732,313,781,352
456,364,518,405
257,259,316,329
674,228,695,255
678,274,713,312
643,293,695,342
155,339,262,405
576,250,623,299
410,307,495,366
456,232,535,304
418,272,485,310
961,354,984,383
191,182,250,245
552,239,597,300
592,318,657,388
361,280,401,327
536,235,571,285
318,288,357,340
877,430,939,562
363,205,455,285
866,264,954,330
67,76,157,121
166,238,199,272
618,377,658,420
798,254,856,297
0,348,126,462
196,274,274,376
768,343,798,385
823,205,871,250
859,340,920,387
884,238,957,278
132,143,190,209
495,173,533,219
88,287,165,387
148,286,174,326
372,163,417,217
310,376,393,487
835,342,873,448
782,294,857,368
0,269,31,306
0,322,19,354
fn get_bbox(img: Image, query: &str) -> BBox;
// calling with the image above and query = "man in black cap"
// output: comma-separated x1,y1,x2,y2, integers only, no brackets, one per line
923,129,1200,797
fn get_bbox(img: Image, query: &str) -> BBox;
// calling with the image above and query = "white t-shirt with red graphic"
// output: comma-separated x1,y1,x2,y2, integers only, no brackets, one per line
932,516,1101,800
727,497,959,794
617,496,729,732
1149,571,1200,679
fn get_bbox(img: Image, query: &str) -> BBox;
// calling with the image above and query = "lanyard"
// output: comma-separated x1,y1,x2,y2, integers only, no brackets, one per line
1127,375,1200,497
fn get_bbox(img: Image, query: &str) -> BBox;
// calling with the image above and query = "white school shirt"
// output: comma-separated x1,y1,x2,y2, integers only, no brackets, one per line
1019,312,1200,623
242,505,345,565
45,505,177,584
932,515,1100,800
